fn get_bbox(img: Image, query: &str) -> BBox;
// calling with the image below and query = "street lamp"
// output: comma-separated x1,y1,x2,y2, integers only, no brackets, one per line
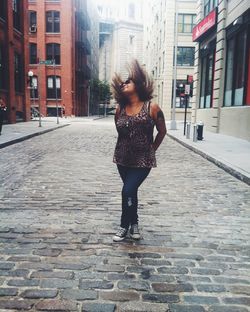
53,59,59,124
28,70,41,127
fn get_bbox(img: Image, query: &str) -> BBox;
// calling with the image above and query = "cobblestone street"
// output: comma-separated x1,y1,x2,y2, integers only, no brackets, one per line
0,117,249,312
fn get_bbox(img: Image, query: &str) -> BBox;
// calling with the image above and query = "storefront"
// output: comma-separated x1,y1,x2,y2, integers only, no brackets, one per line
192,3,250,141
193,9,217,110
224,9,250,108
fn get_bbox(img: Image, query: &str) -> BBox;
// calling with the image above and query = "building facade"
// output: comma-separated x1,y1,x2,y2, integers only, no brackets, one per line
0,0,30,123
97,0,144,83
192,0,250,141
144,0,196,120
87,0,100,115
28,0,91,117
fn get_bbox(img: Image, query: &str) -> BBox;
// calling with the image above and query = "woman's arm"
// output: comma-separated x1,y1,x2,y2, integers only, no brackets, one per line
150,103,167,151
114,104,121,124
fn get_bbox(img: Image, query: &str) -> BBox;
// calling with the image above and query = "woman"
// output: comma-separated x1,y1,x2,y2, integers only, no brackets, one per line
112,60,166,242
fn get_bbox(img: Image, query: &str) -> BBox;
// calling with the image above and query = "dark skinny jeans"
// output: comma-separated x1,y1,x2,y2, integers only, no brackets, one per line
117,165,151,229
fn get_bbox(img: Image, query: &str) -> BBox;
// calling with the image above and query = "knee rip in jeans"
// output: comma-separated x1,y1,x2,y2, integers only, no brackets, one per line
128,197,132,207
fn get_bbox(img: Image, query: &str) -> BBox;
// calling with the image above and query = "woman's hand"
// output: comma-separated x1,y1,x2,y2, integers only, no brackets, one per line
150,103,167,151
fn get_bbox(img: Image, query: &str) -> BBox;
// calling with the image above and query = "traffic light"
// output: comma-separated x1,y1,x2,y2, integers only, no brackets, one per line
187,75,193,97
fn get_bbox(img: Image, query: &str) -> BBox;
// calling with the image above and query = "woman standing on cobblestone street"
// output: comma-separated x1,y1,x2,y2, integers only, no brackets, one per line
112,60,167,242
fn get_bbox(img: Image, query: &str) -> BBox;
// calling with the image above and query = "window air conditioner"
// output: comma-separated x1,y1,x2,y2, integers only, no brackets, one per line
29,25,37,33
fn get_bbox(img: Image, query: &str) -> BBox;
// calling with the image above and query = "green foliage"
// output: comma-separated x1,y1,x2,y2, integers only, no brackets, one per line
90,79,111,102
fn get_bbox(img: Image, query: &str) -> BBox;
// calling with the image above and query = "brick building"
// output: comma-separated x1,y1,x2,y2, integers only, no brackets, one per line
0,0,30,123
28,0,91,117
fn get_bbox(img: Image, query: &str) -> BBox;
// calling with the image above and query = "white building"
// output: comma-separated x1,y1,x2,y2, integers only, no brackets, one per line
143,0,196,120
96,0,144,82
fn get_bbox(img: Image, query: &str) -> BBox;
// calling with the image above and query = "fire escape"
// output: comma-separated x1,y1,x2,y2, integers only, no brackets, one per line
75,7,91,116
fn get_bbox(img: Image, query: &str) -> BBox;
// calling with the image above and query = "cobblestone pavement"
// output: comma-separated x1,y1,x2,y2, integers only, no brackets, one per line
0,117,249,312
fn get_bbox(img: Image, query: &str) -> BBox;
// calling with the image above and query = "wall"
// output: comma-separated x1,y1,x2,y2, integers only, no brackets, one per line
220,107,250,140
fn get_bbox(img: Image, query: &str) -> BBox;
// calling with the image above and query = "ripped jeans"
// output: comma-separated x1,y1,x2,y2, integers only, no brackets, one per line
117,165,151,229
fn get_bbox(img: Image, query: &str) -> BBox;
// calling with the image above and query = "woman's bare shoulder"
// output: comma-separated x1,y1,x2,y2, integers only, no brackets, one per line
149,102,161,118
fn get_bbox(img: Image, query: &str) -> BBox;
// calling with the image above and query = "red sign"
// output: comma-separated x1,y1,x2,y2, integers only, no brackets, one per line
192,9,217,42
187,75,193,83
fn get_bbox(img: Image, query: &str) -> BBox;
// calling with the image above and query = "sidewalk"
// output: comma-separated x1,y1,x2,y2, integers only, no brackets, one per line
167,121,250,185
0,117,71,149
0,116,103,149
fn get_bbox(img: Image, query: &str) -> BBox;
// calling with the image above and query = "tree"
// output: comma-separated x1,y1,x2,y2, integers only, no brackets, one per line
90,79,111,103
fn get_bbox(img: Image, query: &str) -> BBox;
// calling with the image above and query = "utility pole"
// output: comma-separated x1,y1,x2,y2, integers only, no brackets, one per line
170,2,178,130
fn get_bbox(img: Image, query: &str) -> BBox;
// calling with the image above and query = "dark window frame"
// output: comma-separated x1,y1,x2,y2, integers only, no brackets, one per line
199,49,215,109
224,25,249,107
177,47,195,66
0,1,7,20
47,75,61,99
0,45,7,90
29,11,37,29
14,52,23,93
46,11,60,33
13,0,21,31
46,43,61,64
204,0,218,17
29,43,37,64
178,14,196,33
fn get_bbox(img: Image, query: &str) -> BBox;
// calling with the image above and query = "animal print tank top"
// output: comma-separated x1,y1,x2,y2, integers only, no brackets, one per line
113,102,156,168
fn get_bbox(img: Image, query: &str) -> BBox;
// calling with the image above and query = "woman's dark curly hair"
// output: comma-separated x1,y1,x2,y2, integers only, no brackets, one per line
111,59,154,108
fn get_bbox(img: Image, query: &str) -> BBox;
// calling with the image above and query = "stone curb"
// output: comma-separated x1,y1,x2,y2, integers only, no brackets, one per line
167,133,250,186
0,124,70,149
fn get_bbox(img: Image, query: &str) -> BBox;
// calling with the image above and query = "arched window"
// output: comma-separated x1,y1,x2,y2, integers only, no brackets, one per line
47,76,61,99
46,43,60,64
46,11,60,33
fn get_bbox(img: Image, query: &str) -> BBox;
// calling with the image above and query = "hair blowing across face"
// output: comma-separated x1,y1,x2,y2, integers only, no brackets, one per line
111,59,154,108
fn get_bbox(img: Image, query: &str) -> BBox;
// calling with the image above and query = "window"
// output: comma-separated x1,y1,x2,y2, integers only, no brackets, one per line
46,11,60,33
175,80,192,108
46,43,60,64
29,11,37,30
128,3,135,20
177,47,195,66
30,76,38,98
14,52,23,93
200,51,215,108
0,1,7,20
224,28,248,107
13,0,21,31
0,45,7,90
29,43,37,64
178,14,196,33
162,51,165,73
204,0,218,17
47,76,61,99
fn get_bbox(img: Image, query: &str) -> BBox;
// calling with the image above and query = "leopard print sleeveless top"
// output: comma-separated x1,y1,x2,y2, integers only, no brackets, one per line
113,102,156,168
